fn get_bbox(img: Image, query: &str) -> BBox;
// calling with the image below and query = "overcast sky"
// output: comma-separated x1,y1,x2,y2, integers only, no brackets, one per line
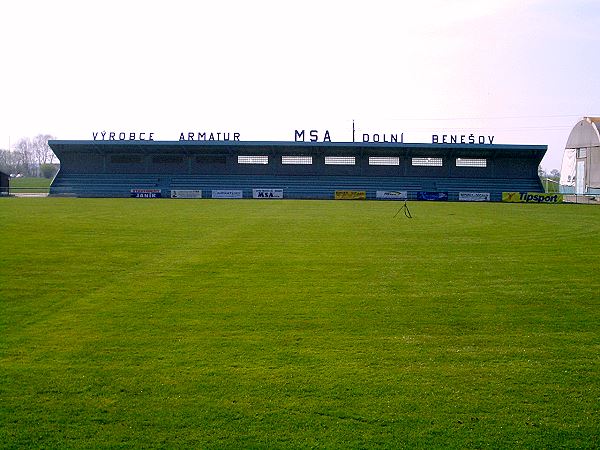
1,0,599,170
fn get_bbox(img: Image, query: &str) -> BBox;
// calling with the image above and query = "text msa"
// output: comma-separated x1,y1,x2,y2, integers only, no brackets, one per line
294,130,332,142
252,189,284,199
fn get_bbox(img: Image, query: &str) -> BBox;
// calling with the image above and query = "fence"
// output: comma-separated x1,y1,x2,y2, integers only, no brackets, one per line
562,194,600,204
6,177,51,196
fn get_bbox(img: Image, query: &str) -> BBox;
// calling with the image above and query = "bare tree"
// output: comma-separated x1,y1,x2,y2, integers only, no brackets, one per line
10,134,57,176
31,134,57,165
13,138,35,176
538,166,547,178
0,149,20,174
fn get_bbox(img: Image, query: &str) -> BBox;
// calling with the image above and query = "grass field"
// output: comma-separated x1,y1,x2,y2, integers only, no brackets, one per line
8,177,52,194
1,198,599,448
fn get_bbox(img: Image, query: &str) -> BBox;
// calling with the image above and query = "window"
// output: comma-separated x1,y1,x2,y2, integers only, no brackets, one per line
456,158,487,167
152,155,183,164
412,157,442,166
197,155,226,164
111,155,142,164
238,155,268,164
578,149,587,158
325,156,355,165
369,157,399,166
282,156,312,165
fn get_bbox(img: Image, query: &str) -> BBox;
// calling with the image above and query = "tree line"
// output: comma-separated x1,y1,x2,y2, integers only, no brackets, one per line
538,167,560,180
0,134,58,178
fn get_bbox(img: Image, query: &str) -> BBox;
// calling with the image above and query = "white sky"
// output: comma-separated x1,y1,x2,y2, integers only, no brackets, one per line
1,0,599,170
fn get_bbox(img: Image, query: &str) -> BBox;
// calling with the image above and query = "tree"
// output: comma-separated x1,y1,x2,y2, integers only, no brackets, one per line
538,167,561,181
31,134,57,165
12,138,35,176
39,163,58,179
10,134,57,176
538,166,547,178
0,149,20,174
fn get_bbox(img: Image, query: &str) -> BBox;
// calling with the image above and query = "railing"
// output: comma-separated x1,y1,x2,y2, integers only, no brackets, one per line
7,187,49,196
541,177,560,193
6,178,51,196
562,194,600,204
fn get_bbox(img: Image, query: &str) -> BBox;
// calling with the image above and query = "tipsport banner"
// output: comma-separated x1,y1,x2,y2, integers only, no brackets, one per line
335,190,366,200
502,192,563,203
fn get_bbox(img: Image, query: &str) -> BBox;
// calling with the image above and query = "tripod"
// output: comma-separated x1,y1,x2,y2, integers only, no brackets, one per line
394,201,412,218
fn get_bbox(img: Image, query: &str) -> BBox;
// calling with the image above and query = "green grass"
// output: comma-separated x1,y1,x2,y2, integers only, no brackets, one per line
8,177,52,193
1,199,599,449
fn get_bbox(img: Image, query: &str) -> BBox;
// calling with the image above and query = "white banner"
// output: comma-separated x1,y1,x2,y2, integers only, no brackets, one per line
171,189,202,199
560,148,576,187
212,190,243,199
253,189,284,199
376,190,407,200
459,192,490,202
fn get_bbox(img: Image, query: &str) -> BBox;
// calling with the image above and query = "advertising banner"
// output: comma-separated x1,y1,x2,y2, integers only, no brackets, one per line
212,190,243,199
417,191,448,201
502,192,563,203
376,190,407,200
335,190,366,200
131,189,161,198
459,192,490,202
171,190,202,199
253,188,284,199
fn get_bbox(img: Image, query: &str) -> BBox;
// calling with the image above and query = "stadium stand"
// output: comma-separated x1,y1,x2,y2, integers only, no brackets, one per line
49,140,546,201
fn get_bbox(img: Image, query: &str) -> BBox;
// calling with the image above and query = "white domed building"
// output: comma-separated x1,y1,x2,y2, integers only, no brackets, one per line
560,117,600,194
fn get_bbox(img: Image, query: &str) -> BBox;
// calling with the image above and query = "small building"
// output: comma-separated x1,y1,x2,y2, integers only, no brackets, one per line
0,171,9,195
560,117,600,194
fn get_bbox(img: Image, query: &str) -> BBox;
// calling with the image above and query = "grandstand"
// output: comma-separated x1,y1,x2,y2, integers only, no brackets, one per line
49,140,545,201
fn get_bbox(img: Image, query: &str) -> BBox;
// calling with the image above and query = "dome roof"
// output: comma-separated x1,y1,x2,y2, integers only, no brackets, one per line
565,117,600,149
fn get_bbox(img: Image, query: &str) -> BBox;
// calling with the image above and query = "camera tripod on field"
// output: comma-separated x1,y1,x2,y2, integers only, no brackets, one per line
393,200,412,219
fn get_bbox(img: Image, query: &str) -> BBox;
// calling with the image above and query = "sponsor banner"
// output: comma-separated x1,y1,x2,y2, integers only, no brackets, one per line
131,189,161,198
376,190,407,200
417,191,448,201
212,190,243,199
335,190,366,200
171,189,202,199
253,188,284,199
502,192,563,203
459,192,490,202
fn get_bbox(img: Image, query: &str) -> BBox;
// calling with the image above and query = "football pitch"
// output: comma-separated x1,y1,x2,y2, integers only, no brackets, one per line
1,198,599,448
